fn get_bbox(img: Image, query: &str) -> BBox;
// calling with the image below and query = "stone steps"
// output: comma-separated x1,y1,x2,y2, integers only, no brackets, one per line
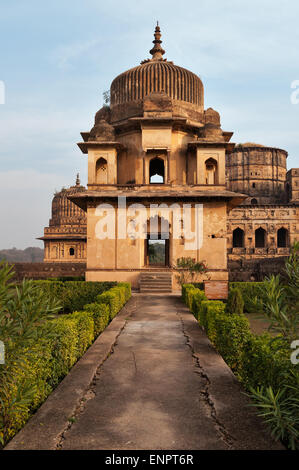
139,272,172,293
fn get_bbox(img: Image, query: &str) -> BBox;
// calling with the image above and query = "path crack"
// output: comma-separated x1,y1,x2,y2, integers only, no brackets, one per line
178,309,235,450
55,296,138,450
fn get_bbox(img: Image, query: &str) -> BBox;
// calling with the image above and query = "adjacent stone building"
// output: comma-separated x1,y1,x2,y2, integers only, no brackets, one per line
226,144,299,279
39,175,87,262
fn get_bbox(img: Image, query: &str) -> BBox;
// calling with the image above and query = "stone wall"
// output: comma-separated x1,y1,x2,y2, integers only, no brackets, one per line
228,256,287,282
8,262,87,281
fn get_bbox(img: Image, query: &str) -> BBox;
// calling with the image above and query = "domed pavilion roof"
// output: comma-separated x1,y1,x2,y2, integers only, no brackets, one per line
109,23,204,121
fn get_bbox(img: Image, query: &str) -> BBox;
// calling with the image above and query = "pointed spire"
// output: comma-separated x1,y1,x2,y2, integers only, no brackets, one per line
76,173,80,186
150,21,165,61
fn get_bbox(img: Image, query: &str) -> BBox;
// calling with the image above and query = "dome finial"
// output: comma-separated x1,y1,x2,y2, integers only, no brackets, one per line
76,173,80,186
150,22,165,61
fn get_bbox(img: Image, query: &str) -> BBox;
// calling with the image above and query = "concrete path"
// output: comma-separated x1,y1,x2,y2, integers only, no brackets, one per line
6,294,282,450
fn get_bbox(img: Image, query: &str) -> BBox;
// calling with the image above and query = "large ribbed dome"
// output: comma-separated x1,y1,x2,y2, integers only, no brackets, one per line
110,24,204,115
110,61,203,107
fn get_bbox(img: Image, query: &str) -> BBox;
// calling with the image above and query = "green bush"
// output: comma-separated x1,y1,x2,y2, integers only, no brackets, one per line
83,302,110,336
117,282,132,302
229,282,264,312
240,334,292,390
33,280,116,313
191,289,207,320
97,285,129,320
227,287,244,315
42,316,80,388
67,311,95,358
199,301,226,343
213,313,251,378
181,284,195,304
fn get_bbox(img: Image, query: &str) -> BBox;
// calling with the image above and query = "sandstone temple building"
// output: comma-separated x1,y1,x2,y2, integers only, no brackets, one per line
40,25,299,286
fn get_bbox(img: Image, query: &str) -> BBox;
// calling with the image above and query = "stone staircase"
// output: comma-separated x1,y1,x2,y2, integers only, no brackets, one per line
139,272,172,293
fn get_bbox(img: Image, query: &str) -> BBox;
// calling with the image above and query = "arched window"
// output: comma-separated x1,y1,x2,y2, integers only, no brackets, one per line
251,198,258,205
233,228,245,248
205,158,218,185
255,227,266,248
277,228,288,248
69,248,75,256
150,157,165,183
96,157,108,184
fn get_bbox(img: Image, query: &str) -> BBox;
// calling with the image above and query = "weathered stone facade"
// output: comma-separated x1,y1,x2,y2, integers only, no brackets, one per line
226,144,299,277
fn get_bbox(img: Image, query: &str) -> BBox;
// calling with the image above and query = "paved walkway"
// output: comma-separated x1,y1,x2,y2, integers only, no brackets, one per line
6,294,282,450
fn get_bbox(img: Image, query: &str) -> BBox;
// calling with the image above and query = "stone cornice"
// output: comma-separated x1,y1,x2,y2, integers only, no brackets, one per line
77,141,125,154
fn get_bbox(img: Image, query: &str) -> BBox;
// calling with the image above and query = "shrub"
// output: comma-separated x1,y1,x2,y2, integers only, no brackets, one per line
117,282,132,302
213,313,251,378
66,311,95,357
199,301,226,342
181,284,195,304
33,280,116,313
227,287,244,315
240,334,292,390
84,302,110,336
191,289,207,320
229,282,264,312
42,316,79,388
97,291,119,320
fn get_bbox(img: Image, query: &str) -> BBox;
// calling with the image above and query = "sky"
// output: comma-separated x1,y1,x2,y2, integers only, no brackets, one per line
0,0,298,249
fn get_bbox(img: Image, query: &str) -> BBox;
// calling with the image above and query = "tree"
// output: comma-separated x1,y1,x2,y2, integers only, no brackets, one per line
227,287,244,315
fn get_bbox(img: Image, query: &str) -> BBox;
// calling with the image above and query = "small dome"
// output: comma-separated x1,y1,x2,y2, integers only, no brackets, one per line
89,119,115,142
50,176,86,225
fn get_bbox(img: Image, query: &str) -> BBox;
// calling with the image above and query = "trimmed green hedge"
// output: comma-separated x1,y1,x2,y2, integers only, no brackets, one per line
33,280,116,312
97,283,131,320
187,281,265,312
181,283,295,387
0,282,131,445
